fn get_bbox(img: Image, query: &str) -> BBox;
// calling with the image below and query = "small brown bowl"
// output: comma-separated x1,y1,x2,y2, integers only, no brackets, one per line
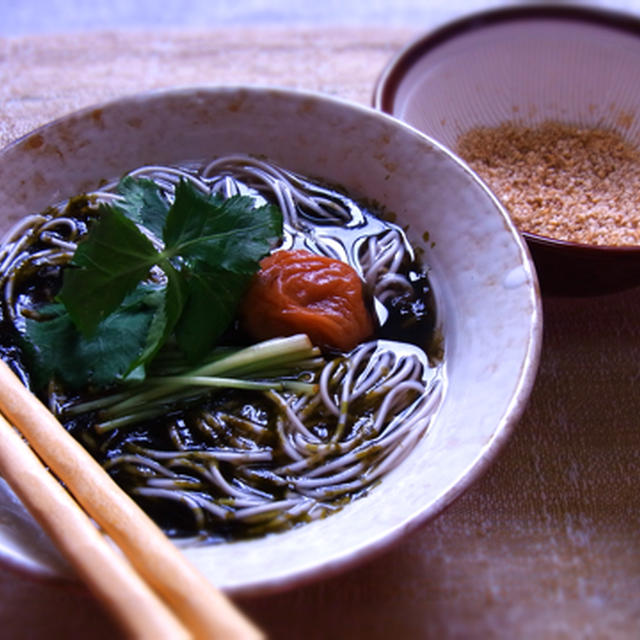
524,235,640,297
374,4,640,296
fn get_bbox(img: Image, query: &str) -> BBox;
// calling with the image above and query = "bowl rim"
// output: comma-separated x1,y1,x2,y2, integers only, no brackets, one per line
372,3,640,256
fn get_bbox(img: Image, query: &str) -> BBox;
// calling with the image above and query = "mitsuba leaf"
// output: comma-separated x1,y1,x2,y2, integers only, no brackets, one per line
114,176,169,239
130,261,187,370
28,177,283,389
25,285,163,389
57,205,160,336
163,181,283,273
174,263,250,361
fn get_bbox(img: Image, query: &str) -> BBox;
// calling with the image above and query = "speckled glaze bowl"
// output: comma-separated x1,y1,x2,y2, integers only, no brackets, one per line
374,5,640,296
0,86,541,595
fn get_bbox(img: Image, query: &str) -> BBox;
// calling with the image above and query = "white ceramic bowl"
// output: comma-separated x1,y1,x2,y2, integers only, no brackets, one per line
0,86,541,595
374,5,640,296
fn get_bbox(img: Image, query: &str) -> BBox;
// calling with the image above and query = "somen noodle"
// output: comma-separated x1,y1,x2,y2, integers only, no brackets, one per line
0,155,443,543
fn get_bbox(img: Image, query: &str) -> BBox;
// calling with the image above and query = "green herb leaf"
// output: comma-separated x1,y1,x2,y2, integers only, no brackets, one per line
57,205,160,336
114,176,169,239
174,263,249,361
26,284,164,388
163,182,282,273
27,177,283,389
129,261,186,373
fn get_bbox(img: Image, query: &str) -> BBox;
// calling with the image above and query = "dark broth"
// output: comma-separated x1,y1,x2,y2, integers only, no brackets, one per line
0,162,440,542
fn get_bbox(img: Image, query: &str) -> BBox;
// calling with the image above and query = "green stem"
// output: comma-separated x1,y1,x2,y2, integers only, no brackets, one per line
65,334,324,431
108,334,318,414
150,375,317,394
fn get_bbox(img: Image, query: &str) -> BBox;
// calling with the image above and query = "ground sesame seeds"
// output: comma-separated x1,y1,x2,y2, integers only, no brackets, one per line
456,121,640,246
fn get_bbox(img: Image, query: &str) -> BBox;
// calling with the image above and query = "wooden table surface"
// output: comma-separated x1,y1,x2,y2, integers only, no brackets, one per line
1,26,639,640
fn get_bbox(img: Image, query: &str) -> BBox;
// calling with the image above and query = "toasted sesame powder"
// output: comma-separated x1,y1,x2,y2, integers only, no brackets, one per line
456,121,640,246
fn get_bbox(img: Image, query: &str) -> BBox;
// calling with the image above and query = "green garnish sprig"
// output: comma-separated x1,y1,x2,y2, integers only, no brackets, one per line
63,334,323,432
25,177,283,389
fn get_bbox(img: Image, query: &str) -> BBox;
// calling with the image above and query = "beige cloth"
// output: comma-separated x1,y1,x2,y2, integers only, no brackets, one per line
0,27,407,147
1,27,639,640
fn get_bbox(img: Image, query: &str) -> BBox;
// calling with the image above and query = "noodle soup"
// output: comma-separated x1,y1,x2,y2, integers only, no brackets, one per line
0,156,443,543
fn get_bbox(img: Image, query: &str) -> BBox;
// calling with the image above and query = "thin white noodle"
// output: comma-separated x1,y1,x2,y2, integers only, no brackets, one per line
140,447,273,464
233,499,303,521
204,463,265,505
0,155,443,538
102,454,178,478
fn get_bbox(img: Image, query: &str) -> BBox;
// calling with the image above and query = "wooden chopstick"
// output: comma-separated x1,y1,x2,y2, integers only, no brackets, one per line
0,359,263,640
0,412,191,640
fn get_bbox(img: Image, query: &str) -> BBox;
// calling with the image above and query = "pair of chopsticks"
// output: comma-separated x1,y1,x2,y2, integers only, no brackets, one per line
0,359,263,640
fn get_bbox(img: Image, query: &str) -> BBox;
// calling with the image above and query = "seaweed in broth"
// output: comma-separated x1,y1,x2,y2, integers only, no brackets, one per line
0,157,443,543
